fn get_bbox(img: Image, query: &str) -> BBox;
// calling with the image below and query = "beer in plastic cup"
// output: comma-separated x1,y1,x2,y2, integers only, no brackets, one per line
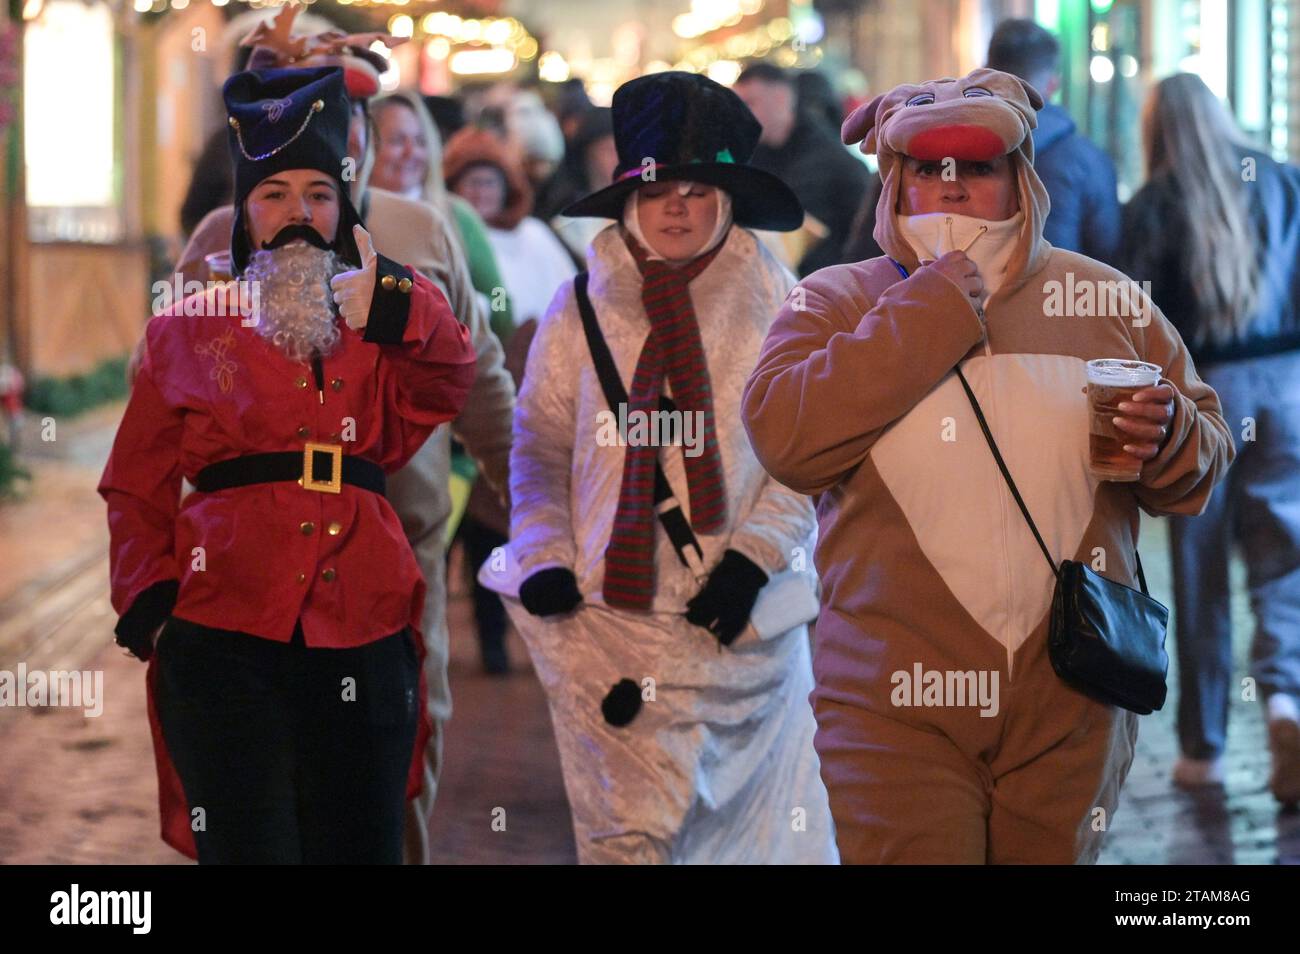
1086,358,1163,482
204,251,233,282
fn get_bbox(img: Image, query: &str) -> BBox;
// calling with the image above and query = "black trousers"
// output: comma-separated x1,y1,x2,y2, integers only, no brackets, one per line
154,616,419,864
459,516,509,646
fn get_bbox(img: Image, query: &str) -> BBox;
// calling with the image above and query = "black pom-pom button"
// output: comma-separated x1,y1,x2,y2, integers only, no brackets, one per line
601,678,642,727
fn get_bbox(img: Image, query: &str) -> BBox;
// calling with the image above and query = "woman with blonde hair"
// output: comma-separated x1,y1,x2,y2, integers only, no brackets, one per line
369,90,515,338
369,90,525,676
1122,73,1300,803
441,123,579,675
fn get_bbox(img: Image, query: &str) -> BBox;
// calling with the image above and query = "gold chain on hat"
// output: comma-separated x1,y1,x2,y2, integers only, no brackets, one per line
228,99,326,162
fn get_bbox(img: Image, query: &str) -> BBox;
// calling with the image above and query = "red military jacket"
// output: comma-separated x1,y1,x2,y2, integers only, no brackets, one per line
99,256,476,858
99,257,476,650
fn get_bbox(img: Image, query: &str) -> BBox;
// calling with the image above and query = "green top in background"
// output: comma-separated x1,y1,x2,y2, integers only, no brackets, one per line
449,194,515,343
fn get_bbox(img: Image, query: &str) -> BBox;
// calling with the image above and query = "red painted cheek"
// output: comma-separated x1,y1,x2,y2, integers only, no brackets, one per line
905,124,1007,161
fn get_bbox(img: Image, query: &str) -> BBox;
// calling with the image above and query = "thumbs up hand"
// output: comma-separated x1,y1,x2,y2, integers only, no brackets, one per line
330,224,380,331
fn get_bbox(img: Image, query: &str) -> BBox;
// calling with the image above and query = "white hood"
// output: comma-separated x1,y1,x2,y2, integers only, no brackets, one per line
896,210,1025,304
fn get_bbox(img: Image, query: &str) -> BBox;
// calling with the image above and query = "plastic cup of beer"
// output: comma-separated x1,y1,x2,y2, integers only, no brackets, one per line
204,251,233,283
1086,358,1163,482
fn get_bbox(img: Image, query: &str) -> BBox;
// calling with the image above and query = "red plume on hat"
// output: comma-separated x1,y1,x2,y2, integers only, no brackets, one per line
239,2,406,99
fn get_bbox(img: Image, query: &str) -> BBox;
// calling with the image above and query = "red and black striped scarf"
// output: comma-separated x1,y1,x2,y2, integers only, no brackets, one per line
603,231,728,610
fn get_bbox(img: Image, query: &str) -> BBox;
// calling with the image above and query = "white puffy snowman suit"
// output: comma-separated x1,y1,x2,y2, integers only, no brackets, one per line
484,223,837,864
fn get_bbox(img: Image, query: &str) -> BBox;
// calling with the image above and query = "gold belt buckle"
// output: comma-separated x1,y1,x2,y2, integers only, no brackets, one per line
301,442,343,494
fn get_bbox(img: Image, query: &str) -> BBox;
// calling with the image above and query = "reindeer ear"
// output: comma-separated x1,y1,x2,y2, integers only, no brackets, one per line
1016,76,1044,111
841,93,885,148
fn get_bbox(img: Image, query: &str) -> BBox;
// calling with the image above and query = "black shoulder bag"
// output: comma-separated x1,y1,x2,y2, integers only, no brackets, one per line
953,365,1170,714
884,256,1168,714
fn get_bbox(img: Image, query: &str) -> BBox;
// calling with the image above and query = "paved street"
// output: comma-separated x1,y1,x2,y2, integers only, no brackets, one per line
0,419,1297,864
0,552,576,864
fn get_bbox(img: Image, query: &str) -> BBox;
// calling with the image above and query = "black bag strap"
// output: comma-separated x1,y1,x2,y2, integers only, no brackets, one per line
1135,548,1150,594
573,272,706,574
953,350,1151,596
953,366,1060,581
951,343,1154,597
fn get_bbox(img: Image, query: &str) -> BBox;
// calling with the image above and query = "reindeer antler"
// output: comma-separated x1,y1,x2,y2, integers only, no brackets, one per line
299,31,408,59
238,3,308,60
239,3,408,65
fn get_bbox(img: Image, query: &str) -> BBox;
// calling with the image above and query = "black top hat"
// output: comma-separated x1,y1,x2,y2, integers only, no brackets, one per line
561,71,803,232
223,66,365,274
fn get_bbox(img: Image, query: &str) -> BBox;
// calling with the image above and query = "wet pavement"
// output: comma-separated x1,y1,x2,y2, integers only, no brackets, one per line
0,408,1296,864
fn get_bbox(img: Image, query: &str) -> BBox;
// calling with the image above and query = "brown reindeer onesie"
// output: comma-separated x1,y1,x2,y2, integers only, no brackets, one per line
742,68,1234,863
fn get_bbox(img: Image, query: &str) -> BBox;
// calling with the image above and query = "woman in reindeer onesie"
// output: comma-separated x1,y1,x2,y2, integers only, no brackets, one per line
743,68,1234,864
483,72,837,864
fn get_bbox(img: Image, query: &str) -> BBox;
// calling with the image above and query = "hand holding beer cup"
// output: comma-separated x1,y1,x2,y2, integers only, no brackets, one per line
1114,386,1175,456
204,251,234,283
1086,359,1173,481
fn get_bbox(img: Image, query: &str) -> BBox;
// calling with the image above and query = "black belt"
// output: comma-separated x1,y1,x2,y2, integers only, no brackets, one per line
195,445,386,496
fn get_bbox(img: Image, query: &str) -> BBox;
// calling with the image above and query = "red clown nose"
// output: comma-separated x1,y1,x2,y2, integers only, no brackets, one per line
905,124,1007,161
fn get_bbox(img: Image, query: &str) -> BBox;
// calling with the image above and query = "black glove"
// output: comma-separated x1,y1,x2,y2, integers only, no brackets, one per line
117,628,156,663
114,580,179,662
519,567,583,617
684,549,768,647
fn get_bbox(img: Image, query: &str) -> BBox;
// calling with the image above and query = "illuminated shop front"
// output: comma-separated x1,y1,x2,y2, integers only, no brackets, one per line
1041,0,1299,196
10,0,150,380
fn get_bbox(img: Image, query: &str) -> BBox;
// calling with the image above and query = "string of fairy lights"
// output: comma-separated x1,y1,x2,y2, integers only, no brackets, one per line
19,0,825,89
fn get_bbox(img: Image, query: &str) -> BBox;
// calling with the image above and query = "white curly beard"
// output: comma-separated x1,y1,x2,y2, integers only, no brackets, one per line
243,242,349,363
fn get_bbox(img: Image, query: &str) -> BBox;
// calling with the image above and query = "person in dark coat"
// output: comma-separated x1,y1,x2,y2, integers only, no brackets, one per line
179,129,234,239
987,18,1121,264
534,107,615,223
177,46,257,240
1122,73,1300,805
734,63,872,277
794,69,845,136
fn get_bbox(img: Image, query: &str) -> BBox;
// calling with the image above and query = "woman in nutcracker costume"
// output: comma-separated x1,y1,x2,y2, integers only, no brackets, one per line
484,72,837,864
98,66,476,864
168,6,517,864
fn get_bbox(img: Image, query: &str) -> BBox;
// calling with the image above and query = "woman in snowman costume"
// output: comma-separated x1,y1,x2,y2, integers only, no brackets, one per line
483,72,837,864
